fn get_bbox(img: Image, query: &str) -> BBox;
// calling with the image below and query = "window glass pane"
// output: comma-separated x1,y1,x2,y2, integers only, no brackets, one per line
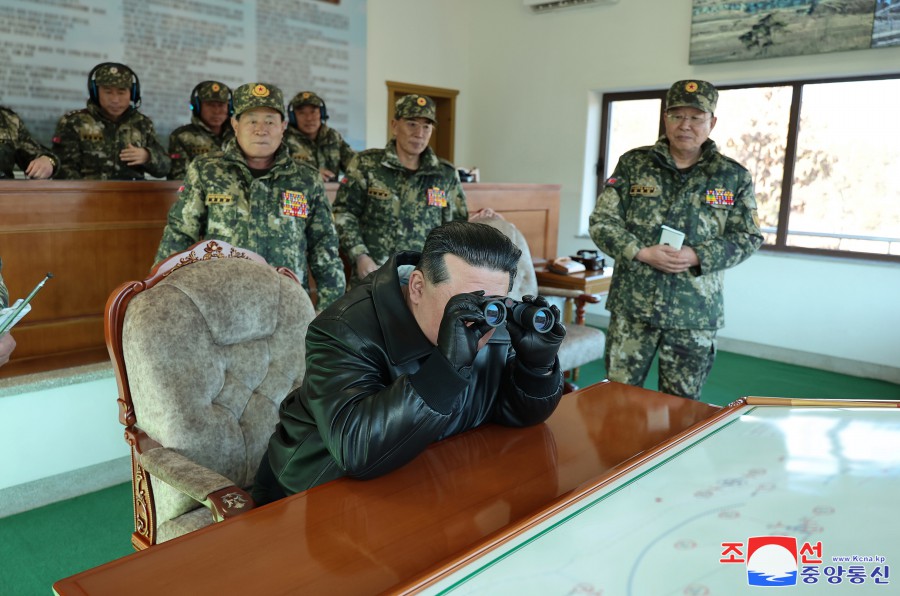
605,99,661,176
790,79,900,256
713,86,793,246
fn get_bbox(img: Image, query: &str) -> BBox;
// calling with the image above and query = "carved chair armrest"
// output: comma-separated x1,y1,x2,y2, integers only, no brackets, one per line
205,486,255,522
574,294,601,307
139,447,254,522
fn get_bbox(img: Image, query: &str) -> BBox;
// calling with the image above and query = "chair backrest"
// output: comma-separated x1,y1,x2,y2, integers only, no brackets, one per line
106,240,315,526
478,216,538,299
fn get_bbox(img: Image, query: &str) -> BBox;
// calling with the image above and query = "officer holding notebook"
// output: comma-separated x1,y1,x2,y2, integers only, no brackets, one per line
0,259,14,366
588,79,763,400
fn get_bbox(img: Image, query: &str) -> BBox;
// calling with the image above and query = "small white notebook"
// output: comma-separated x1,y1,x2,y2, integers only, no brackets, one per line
659,225,685,250
0,300,32,334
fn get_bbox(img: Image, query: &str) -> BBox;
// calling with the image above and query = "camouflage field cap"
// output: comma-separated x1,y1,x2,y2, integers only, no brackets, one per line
93,64,135,89
290,91,325,109
232,82,285,117
666,80,718,113
196,81,231,103
394,94,436,123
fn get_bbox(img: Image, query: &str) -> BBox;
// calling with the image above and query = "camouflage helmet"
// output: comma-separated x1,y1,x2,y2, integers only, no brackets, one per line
666,80,718,114
195,81,231,103
394,94,436,123
92,63,135,89
232,82,285,118
290,91,325,109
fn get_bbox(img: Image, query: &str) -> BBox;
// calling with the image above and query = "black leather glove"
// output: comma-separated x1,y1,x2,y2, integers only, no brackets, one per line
436,292,494,376
506,295,566,375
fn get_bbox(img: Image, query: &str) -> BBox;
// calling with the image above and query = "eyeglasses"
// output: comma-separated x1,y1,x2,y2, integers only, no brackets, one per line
665,113,711,125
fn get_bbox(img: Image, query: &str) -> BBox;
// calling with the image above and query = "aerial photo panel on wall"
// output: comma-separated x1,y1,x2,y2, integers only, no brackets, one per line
689,0,900,65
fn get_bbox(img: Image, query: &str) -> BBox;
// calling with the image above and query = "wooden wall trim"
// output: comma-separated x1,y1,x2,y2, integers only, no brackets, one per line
0,181,180,378
324,182,560,262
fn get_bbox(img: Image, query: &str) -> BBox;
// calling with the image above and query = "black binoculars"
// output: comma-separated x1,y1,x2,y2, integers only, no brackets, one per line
476,296,557,334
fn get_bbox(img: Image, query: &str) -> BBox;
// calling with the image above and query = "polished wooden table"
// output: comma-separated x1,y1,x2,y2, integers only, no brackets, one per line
535,267,613,324
52,382,721,595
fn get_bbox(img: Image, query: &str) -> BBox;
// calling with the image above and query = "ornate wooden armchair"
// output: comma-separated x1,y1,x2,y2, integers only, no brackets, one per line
105,240,316,549
480,217,606,393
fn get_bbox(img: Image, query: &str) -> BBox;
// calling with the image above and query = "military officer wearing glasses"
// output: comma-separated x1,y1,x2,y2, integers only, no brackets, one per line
589,80,762,401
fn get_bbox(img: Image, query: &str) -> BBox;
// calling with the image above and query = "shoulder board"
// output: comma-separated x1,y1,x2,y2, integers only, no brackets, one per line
717,152,751,173
190,150,226,168
437,156,456,169
170,123,200,136
628,144,656,156
293,158,320,174
324,126,344,139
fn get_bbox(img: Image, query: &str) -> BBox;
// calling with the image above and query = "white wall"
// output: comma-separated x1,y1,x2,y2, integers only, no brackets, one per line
0,376,126,491
365,1,474,153
369,0,900,376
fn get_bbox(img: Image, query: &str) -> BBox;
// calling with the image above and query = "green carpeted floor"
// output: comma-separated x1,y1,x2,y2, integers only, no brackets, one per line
3,351,900,595
0,483,134,596
576,349,900,408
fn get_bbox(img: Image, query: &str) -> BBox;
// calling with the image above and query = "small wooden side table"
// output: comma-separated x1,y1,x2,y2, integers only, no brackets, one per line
535,267,613,324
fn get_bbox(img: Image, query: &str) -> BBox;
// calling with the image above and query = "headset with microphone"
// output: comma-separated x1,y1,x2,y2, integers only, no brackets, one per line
288,92,329,128
189,81,234,117
87,62,141,107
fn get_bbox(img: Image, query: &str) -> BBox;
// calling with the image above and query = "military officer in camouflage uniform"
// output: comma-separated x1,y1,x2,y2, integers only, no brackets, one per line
0,258,15,367
283,91,355,182
167,81,234,180
52,63,170,180
333,94,467,285
589,80,763,400
0,106,58,179
155,82,345,310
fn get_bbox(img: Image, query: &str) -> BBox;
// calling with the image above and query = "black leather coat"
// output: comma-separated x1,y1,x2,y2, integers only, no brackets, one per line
264,252,563,495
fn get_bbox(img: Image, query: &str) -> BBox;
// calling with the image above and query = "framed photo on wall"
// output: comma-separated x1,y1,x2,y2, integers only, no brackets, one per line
689,0,899,65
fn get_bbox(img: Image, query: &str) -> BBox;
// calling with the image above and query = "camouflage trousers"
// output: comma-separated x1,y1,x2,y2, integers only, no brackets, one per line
605,314,717,400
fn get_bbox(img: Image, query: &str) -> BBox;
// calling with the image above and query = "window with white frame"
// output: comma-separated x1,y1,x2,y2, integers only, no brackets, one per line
597,75,900,262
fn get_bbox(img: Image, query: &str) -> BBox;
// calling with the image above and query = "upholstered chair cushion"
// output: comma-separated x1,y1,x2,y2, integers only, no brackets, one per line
479,217,538,299
557,324,605,373
121,258,314,540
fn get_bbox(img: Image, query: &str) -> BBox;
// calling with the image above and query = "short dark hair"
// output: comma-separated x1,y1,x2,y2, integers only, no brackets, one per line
417,221,522,291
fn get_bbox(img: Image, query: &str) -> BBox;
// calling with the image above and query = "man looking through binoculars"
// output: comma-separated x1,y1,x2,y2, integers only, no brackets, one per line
252,221,566,503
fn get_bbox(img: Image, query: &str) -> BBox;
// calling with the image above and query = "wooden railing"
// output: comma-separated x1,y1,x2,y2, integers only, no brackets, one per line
0,181,559,378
